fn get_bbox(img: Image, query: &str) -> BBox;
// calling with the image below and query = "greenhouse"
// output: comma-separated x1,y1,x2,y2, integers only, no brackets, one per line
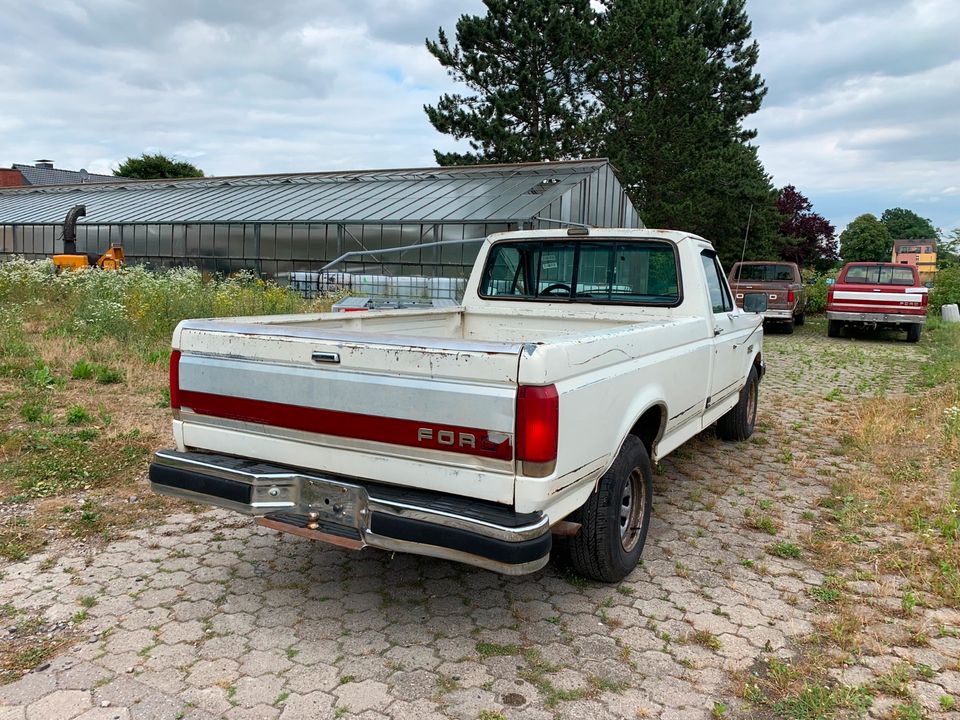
0,159,641,285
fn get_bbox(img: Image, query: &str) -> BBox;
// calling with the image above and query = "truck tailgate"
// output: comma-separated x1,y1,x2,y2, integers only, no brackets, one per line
172,320,522,504
829,283,927,315
729,280,793,311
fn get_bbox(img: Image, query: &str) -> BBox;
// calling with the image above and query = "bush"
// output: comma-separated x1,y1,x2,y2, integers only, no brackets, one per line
801,268,839,314
930,267,960,315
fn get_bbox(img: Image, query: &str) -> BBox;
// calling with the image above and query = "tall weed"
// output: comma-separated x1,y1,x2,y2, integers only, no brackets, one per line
0,260,312,346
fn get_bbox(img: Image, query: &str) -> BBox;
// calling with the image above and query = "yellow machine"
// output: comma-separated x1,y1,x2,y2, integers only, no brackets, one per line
51,204,125,272
53,244,125,271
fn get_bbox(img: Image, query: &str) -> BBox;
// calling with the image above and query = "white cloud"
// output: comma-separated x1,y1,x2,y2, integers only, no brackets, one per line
747,0,960,231
0,0,957,231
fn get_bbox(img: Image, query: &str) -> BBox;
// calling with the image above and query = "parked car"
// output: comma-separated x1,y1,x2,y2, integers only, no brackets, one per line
149,228,767,582
827,262,928,342
728,261,807,333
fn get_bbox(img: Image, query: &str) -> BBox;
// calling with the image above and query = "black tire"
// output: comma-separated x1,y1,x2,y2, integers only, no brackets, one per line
567,435,653,583
716,365,759,442
782,318,795,334
794,312,805,327
906,324,921,343
827,320,842,338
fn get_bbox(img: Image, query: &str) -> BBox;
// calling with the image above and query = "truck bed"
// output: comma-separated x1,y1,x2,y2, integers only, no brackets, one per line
208,306,646,344
170,305,705,506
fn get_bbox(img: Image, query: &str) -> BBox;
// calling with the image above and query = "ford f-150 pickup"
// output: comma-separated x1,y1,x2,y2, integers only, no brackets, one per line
149,228,767,581
827,262,928,342
728,261,806,333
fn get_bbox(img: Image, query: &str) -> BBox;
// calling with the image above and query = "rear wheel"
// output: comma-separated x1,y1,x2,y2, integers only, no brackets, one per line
782,318,795,334
567,436,652,583
827,320,842,338
794,312,805,327
717,366,759,442
906,324,921,343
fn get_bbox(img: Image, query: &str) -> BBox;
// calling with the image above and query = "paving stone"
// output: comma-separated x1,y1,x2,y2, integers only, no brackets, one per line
277,691,334,720
25,689,92,720
331,679,392,713
0,330,943,719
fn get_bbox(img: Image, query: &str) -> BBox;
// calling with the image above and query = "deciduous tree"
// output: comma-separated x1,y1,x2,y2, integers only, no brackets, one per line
839,214,892,263
776,185,837,270
880,207,937,240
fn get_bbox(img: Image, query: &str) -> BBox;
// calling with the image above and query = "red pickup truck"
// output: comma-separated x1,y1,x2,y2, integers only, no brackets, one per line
827,262,928,342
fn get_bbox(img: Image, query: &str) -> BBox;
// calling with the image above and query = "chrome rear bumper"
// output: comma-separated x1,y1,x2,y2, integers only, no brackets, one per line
149,449,551,575
762,309,793,320
827,311,925,324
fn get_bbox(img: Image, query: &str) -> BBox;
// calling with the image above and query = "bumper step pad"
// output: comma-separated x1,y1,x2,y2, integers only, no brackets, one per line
257,511,363,549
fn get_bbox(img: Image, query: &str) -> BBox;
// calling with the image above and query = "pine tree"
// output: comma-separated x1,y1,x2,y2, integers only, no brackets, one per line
424,0,596,165
588,0,774,263
423,0,779,265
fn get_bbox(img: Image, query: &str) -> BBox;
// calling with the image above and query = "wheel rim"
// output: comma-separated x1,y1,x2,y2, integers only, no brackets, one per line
619,469,646,552
746,377,757,426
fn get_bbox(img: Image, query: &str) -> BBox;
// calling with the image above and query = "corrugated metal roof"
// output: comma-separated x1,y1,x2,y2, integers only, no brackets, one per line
12,164,127,186
0,159,612,225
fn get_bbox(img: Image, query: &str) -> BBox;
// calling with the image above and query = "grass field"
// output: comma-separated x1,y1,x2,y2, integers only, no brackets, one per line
0,259,331,562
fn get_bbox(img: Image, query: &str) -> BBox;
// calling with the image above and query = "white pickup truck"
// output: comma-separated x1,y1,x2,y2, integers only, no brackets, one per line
150,228,767,581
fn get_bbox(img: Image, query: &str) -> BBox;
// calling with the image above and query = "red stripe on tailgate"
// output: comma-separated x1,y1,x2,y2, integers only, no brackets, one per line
178,390,513,460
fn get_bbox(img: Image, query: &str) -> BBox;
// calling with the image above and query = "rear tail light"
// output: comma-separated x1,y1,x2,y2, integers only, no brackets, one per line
788,289,795,304
516,384,559,477
169,350,182,409
827,289,834,305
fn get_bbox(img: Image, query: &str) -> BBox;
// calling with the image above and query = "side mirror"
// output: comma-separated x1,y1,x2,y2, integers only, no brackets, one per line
743,292,768,313
825,278,835,285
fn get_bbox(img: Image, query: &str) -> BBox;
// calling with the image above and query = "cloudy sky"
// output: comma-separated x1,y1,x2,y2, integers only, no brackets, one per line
1,0,958,233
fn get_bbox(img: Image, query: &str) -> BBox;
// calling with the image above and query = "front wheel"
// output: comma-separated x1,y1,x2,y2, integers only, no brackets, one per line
716,365,759,441
906,324,921,343
567,436,653,583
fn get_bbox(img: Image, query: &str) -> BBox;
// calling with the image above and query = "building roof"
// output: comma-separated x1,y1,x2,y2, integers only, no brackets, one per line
893,238,937,250
0,159,621,226
12,163,124,186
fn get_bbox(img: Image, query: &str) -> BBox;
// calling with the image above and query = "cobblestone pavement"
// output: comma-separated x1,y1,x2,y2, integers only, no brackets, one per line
1,322,957,720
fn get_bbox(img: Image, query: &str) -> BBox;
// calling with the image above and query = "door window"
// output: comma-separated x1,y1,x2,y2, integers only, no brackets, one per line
701,252,733,313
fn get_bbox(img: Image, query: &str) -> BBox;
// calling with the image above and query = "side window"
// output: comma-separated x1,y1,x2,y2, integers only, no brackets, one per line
701,252,732,313
481,245,528,296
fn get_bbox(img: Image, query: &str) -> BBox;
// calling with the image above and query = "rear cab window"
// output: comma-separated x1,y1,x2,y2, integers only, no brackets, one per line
843,265,916,285
479,238,681,306
731,264,796,282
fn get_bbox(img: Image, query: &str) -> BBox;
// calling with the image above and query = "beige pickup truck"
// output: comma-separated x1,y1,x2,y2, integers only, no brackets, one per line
728,261,807,334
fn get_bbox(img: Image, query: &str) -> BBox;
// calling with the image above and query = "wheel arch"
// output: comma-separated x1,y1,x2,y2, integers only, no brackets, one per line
628,403,667,459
